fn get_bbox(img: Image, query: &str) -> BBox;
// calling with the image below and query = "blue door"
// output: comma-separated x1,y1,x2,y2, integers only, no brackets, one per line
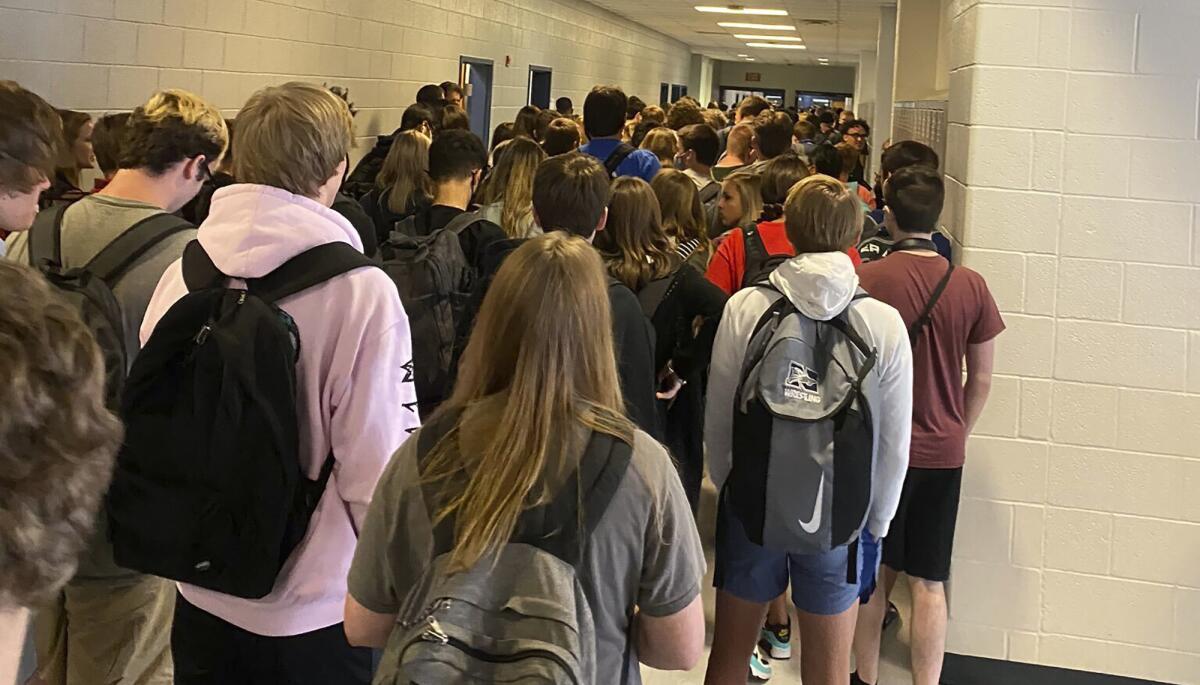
460,57,494,147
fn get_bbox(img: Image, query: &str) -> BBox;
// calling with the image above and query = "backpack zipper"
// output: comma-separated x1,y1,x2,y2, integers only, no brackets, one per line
195,292,248,345
405,616,580,685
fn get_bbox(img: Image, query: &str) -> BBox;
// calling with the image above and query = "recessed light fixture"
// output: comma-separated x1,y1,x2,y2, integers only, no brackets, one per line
817,57,830,62
745,42,807,49
737,53,749,57
695,5,788,16
734,34,804,41
746,57,756,61
717,21,795,30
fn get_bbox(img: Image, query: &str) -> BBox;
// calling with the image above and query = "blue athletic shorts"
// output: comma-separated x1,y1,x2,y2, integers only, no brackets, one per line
714,500,872,616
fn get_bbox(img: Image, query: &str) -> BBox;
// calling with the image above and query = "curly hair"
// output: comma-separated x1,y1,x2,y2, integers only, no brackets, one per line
0,261,122,608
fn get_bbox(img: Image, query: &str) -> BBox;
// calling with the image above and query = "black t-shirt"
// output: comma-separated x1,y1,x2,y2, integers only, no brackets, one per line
607,278,661,440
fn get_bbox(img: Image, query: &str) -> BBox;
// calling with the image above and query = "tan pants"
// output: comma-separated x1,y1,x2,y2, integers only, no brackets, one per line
31,575,174,685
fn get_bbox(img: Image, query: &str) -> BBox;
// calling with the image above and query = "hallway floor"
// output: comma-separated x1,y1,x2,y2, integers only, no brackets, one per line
642,481,916,685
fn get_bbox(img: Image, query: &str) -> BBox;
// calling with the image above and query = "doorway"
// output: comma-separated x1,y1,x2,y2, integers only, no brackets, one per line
669,84,688,102
720,86,786,108
528,66,552,109
459,56,493,147
659,82,670,106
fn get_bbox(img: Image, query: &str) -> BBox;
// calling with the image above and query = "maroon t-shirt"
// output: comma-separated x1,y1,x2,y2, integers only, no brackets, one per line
858,252,1005,469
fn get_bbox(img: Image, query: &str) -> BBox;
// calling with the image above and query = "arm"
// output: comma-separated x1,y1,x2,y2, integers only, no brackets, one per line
703,295,749,491
610,285,661,439
704,236,738,297
344,595,396,648
963,339,996,434
867,308,913,540
635,595,705,671
672,267,728,379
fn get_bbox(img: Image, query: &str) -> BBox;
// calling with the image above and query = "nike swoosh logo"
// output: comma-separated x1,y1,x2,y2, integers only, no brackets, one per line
798,475,824,534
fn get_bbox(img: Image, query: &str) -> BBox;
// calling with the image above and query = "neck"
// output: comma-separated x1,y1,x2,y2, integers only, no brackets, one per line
0,606,27,685
716,152,746,167
595,133,622,142
434,179,472,210
97,168,173,210
687,162,712,176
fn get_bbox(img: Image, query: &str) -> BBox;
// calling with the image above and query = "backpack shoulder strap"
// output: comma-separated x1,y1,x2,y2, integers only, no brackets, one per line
636,270,678,320
27,204,69,266
181,240,227,292
86,213,194,283
699,181,720,204
741,223,768,276
250,242,377,304
442,211,484,236
909,262,956,346
604,143,637,176
577,432,633,542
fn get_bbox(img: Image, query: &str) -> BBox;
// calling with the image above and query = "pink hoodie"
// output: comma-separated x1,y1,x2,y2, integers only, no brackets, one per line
140,184,419,636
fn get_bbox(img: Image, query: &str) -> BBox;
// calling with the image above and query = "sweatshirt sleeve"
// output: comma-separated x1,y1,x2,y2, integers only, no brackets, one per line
867,307,913,539
330,303,421,529
704,291,755,491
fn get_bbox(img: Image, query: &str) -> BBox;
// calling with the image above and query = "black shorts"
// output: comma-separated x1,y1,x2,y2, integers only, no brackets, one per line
882,466,963,582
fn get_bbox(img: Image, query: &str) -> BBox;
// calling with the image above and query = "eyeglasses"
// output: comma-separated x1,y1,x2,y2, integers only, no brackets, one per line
844,132,867,140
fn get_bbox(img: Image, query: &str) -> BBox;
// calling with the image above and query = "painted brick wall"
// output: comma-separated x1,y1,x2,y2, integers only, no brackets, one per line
945,1,1200,682
0,0,691,162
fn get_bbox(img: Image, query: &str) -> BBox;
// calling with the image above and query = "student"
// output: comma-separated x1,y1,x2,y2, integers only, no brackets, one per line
597,177,727,511
415,83,446,109
440,81,463,109
652,168,712,270
90,112,131,192
475,136,546,239
181,118,237,225
860,141,952,262
838,120,870,184
555,95,573,117
745,111,794,173
344,232,706,682
532,152,659,437
703,107,728,132
714,123,754,182
704,175,912,685
677,123,721,232
133,82,417,685
835,142,877,211
6,88,227,685
541,116,582,156
639,105,667,126
717,96,772,156
667,98,706,130
641,126,679,168
0,260,124,685
813,110,837,145
343,102,436,199
358,129,433,247
626,95,647,121
706,153,861,297
580,86,661,182
0,81,61,244
512,104,541,139
42,109,93,207
715,172,763,237
439,104,470,133
853,166,1003,685
534,108,558,142
793,118,819,160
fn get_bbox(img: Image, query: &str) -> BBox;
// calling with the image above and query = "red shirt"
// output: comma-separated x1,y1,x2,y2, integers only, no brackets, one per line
706,220,861,296
858,252,1005,469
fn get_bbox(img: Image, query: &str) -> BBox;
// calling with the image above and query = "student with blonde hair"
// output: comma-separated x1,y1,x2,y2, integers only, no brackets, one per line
716,172,763,236
597,178,727,511
641,126,679,168
705,175,912,685
359,129,433,246
475,136,546,238
132,82,418,685
714,122,754,182
652,168,711,268
8,88,227,685
345,232,706,683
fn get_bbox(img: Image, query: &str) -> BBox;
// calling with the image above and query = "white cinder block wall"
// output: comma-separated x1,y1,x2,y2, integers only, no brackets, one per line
0,0,691,162
946,1,1200,682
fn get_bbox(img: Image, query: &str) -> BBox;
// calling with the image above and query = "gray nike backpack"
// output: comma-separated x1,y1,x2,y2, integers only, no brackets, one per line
385,411,634,684
727,285,878,565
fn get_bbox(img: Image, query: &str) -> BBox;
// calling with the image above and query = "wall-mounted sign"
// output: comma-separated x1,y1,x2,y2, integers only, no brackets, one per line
746,72,761,82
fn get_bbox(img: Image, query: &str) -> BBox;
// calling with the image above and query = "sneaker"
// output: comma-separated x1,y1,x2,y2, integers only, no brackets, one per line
851,671,873,685
749,646,773,681
758,619,792,660
882,601,900,631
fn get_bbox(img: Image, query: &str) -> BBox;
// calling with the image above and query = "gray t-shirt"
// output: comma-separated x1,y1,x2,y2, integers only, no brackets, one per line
348,410,705,683
4,194,195,579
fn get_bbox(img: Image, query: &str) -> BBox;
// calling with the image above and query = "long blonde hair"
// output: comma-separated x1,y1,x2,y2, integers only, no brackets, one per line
421,233,636,572
376,129,433,214
595,177,677,291
640,126,678,166
652,169,711,252
475,137,546,238
722,172,762,229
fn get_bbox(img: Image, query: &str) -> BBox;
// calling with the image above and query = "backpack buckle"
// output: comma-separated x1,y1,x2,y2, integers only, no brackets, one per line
194,324,212,345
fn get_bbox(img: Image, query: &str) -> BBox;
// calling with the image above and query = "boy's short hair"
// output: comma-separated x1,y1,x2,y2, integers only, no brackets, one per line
736,96,771,122
555,96,573,114
532,152,610,238
121,89,228,176
440,81,463,100
818,110,836,126
793,119,817,142
835,142,859,177
666,99,706,130
640,105,667,125
0,81,63,193
233,82,350,197
91,112,132,177
542,118,581,156
439,105,470,132
626,95,646,121
726,123,754,158
753,111,794,160
784,174,861,253
400,102,436,132
584,86,627,139
428,129,486,182
881,140,940,177
885,166,945,234
0,260,123,608
678,124,719,167
811,144,843,178
416,83,446,107
760,153,811,205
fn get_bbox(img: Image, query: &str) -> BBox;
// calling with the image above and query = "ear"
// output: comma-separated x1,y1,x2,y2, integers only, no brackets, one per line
182,155,205,181
594,207,608,234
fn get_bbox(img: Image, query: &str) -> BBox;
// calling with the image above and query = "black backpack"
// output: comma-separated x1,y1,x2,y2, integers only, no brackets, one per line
604,143,638,178
108,240,377,599
380,212,484,420
27,204,193,407
740,223,790,290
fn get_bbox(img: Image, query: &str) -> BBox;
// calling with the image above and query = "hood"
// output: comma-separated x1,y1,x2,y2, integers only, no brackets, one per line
768,251,859,321
198,184,362,278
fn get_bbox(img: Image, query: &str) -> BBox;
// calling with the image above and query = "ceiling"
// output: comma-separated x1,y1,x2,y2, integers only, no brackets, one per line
599,0,894,67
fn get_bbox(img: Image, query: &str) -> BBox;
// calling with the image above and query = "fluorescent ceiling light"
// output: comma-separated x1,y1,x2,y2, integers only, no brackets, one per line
695,6,788,16
745,42,807,49
717,21,795,30
736,53,749,57
817,58,830,62
746,58,756,61
734,34,804,41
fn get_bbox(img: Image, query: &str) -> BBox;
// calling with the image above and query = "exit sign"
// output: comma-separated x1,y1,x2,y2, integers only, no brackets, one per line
746,72,762,82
